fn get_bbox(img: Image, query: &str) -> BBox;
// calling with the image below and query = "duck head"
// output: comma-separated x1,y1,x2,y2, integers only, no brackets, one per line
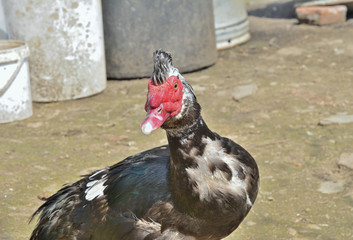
141,50,197,135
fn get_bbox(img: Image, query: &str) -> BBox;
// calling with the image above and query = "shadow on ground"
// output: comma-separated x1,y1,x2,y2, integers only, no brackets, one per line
248,0,297,18
248,0,353,19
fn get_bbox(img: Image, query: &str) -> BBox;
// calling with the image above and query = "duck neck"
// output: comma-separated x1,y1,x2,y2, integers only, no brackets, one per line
166,115,215,165
166,115,216,213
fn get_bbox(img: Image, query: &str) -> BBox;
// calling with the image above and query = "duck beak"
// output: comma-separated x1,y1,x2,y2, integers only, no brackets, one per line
141,104,170,135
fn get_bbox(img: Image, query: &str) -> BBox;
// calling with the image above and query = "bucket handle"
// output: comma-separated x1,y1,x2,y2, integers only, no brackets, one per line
0,54,26,97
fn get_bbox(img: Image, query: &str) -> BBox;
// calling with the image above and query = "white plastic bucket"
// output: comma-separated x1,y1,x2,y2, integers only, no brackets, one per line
3,0,106,102
0,1,8,39
0,40,32,123
213,0,251,50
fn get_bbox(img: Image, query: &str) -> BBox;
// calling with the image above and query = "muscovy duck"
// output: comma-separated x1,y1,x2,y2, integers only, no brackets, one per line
30,50,259,240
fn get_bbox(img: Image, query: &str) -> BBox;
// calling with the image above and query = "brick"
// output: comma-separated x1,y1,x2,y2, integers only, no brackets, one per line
296,5,347,25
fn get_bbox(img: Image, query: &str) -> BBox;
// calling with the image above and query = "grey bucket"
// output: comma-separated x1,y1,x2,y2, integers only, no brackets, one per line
3,0,106,102
213,0,250,50
102,0,217,79
0,40,32,123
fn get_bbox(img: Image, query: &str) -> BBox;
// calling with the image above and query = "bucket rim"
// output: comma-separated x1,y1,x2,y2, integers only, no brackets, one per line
0,40,30,62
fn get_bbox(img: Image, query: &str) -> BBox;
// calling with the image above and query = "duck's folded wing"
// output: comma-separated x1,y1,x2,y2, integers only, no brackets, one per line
30,145,171,240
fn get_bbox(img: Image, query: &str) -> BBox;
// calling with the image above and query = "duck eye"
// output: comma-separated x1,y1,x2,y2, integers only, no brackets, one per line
174,83,178,90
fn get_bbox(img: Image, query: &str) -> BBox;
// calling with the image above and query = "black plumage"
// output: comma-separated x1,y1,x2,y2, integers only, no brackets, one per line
30,50,259,240
152,49,173,85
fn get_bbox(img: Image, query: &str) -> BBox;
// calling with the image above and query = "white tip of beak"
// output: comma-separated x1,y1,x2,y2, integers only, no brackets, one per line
141,122,153,135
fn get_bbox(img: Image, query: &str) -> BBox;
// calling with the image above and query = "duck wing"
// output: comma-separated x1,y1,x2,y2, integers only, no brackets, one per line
30,145,171,240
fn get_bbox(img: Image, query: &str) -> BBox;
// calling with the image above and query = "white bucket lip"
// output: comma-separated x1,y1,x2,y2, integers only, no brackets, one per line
0,40,30,63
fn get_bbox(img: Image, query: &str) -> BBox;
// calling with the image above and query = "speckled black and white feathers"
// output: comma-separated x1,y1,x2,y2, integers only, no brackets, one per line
163,115,259,239
152,49,177,85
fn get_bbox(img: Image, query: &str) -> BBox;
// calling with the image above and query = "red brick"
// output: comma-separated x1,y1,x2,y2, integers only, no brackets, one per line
296,5,347,25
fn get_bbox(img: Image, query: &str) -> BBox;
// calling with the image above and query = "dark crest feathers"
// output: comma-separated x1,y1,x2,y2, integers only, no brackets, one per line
152,49,173,85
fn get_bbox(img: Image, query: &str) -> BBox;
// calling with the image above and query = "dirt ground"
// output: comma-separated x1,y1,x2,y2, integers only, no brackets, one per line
1,2,353,240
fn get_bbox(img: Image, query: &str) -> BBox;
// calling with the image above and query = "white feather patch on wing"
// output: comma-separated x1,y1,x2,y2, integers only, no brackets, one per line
85,174,107,201
89,168,106,180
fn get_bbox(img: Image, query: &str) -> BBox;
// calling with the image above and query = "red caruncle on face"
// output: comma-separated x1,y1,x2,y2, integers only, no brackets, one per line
141,75,184,135
145,75,183,117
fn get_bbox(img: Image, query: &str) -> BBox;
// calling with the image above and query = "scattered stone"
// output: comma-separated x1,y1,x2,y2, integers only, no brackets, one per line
308,224,321,230
294,217,303,223
198,75,210,80
279,189,287,195
319,114,353,125
288,227,297,236
59,154,70,160
27,122,43,128
64,129,83,137
269,37,277,46
217,90,227,96
267,196,274,201
306,131,313,136
277,46,303,56
127,141,136,146
338,153,353,170
267,68,275,73
345,190,353,201
232,84,258,101
296,5,347,26
42,151,49,155
34,164,48,170
97,122,116,128
192,85,206,92
245,220,256,226
318,181,344,194
334,48,344,55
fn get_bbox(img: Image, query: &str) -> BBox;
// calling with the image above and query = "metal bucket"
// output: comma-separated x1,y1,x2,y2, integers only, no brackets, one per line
102,0,217,79
0,1,7,39
213,0,250,50
0,40,32,123
3,0,106,102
